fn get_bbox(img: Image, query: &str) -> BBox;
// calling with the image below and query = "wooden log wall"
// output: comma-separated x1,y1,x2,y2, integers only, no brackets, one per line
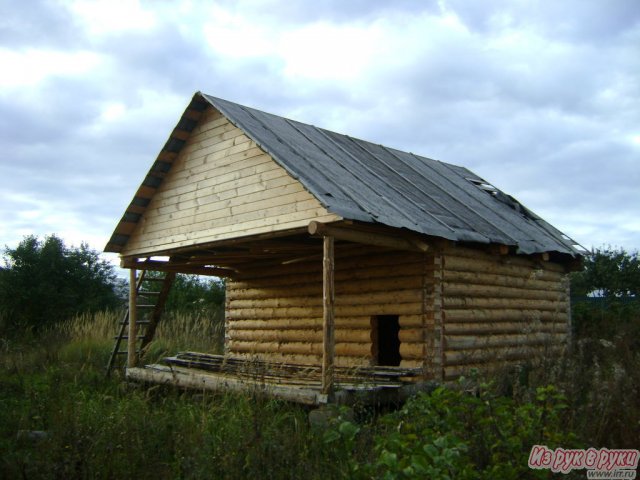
123,106,340,256
225,246,436,370
440,245,570,380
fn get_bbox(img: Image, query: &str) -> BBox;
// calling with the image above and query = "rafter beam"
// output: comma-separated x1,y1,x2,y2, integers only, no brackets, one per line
308,221,429,253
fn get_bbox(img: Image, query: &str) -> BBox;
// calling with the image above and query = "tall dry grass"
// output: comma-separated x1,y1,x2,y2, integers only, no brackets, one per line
56,307,225,366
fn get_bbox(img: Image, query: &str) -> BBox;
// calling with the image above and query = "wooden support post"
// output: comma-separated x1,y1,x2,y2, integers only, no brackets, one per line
321,236,335,395
128,268,138,368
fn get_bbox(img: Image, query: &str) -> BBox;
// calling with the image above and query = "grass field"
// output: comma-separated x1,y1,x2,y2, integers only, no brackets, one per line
0,305,637,479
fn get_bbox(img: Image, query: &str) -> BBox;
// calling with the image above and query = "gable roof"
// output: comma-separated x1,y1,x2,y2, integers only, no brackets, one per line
106,91,582,257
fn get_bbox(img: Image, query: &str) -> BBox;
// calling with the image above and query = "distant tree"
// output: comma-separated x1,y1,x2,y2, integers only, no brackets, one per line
570,246,639,339
140,272,225,316
571,247,639,298
0,235,120,333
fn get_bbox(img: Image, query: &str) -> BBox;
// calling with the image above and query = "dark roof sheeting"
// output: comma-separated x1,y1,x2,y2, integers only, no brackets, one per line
201,93,581,256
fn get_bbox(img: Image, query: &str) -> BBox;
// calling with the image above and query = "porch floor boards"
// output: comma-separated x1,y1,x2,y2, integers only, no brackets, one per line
126,352,423,405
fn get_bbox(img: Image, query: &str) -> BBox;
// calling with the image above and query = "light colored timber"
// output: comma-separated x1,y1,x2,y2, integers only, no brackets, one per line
398,328,426,343
228,352,386,368
322,236,335,395
444,344,565,368
155,165,290,213
444,321,568,335
308,221,429,252
228,340,373,358
122,259,234,278
169,143,268,187
445,245,566,272
126,365,327,406
226,303,424,320
158,150,273,199
178,133,254,165
228,319,321,331
401,359,424,369
443,309,567,323
129,206,333,246
230,329,372,343
121,113,340,256
442,270,564,291
227,275,423,299
433,252,445,381
231,352,322,366
137,190,318,238
228,289,423,309
443,256,564,280
442,283,566,300
228,327,425,345
443,297,566,311
174,142,270,181
226,314,430,332
123,212,341,257
442,352,566,379
181,124,249,154
188,112,227,137
445,332,567,350
234,261,430,283
399,343,425,360
150,161,297,217
127,269,138,368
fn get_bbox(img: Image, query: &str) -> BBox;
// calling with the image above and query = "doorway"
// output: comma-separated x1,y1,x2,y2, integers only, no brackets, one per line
371,315,401,366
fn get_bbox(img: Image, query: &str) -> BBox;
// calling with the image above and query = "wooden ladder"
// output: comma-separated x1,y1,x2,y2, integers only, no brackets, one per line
106,270,176,375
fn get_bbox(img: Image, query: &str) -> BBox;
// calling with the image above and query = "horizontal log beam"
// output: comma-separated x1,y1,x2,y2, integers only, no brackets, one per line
226,303,424,319
308,221,429,253
443,309,566,323
121,258,234,277
226,275,424,300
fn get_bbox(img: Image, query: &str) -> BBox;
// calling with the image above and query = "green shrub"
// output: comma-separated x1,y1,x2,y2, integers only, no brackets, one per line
361,382,577,480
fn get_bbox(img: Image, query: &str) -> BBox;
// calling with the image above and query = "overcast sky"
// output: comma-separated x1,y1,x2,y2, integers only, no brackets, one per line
1,0,639,266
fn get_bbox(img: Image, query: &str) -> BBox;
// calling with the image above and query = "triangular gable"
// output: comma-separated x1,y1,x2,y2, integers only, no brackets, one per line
105,93,339,256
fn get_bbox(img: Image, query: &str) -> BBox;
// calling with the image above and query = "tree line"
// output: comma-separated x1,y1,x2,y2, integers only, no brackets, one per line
0,235,224,335
0,235,637,336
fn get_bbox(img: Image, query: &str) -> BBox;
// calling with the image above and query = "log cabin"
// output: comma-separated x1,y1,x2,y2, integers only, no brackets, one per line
105,91,584,405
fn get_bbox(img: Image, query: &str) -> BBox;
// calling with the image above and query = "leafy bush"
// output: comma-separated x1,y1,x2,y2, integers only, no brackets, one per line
571,246,640,339
360,382,577,480
0,235,119,334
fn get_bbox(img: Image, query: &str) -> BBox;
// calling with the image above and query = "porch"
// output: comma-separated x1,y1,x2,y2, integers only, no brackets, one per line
127,352,427,406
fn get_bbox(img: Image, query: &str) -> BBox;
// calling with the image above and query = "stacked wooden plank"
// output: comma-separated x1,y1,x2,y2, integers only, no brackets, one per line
163,351,422,389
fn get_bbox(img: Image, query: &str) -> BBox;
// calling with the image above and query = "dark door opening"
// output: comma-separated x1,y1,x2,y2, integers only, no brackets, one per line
371,315,401,366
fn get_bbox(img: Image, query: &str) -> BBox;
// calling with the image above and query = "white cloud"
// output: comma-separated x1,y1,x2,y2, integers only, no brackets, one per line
0,48,101,89
67,0,157,36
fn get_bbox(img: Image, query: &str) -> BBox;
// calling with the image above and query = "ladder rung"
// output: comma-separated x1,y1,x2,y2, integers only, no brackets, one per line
137,304,155,308
116,335,146,340
139,291,161,296
119,320,151,326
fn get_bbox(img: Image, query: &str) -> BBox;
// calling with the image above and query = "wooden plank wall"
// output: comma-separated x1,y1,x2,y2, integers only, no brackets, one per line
441,245,570,380
122,107,340,256
225,246,435,370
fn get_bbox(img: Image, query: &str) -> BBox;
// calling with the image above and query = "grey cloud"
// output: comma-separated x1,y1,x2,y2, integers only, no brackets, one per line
211,0,440,24
0,0,84,48
445,0,640,42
